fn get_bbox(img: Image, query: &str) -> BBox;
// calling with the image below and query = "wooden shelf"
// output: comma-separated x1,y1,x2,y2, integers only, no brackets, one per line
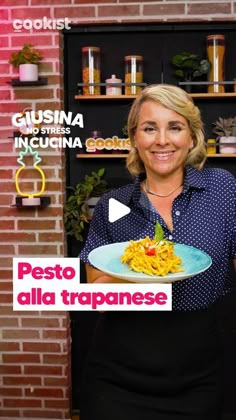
207,153,236,158
75,93,236,100
76,153,128,158
75,94,138,100
191,93,236,98
76,153,236,159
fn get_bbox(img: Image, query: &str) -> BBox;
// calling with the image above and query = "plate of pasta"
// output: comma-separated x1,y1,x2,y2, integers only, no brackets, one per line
88,240,212,283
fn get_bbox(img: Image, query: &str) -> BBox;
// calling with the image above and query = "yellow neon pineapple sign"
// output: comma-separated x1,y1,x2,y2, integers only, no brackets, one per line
15,146,46,206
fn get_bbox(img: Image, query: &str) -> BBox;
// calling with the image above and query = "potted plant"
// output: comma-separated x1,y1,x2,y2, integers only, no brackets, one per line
212,116,236,154
9,43,43,82
64,168,109,242
171,52,210,92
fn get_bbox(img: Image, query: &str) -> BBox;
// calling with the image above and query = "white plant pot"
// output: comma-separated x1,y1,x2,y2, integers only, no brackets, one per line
86,196,101,217
19,64,38,81
219,136,236,154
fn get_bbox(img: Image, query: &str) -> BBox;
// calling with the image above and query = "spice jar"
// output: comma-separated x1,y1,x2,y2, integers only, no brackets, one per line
82,46,101,95
207,139,217,154
206,34,225,93
105,74,122,95
124,55,143,95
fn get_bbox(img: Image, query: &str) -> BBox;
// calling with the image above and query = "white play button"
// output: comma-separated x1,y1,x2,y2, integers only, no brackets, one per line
108,198,130,223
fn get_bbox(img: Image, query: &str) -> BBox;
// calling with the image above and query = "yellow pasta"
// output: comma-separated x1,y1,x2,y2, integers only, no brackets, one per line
121,237,183,276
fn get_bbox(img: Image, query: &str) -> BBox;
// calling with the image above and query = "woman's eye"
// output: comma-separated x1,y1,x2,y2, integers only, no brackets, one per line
144,127,156,133
170,126,182,131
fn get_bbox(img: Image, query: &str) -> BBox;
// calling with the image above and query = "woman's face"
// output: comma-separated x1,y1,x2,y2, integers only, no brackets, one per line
134,100,193,179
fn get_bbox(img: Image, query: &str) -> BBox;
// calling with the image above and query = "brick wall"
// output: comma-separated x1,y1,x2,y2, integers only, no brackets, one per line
0,1,235,419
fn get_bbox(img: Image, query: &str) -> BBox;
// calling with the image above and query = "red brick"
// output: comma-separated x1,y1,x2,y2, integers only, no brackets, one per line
11,8,51,19
0,293,12,304
38,232,64,242
54,6,95,19
0,102,32,113
0,195,14,206
0,268,12,277
4,398,42,408
0,156,17,167
0,365,21,375
0,0,27,4
0,23,13,34
32,0,72,3
0,232,35,242
0,280,12,290
0,257,12,268
2,353,40,364
98,4,139,17
45,399,69,408
0,181,15,192
23,342,61,353
37,206,63,217
24,365,62,375
0,143,14,153
44,376,68,387
25,387,63,398
0,409,20,417
0,342,20,351
0,90,11,100
22,409,64,418
43,329,67,340
21,317,60,328
188,3,231,14
0,115,12,126
12,34,53,47
0,9,8,19
3,376,42,386
0,245,15,255
35,101,61,111
0,220,14,229
0,388,22,396
143,3,185,16
17,220,56,230
14,88,54,100
3,329,40,339
74,0,115,2
0,207,36,218
43,354,68,364
40,62,54,73
18,244,58,255
0,318,18,328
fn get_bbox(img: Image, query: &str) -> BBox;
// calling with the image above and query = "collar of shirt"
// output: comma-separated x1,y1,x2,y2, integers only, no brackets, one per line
131,165,207,206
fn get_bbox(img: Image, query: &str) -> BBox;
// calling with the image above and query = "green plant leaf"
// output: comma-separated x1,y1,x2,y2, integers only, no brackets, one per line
154,222,164,243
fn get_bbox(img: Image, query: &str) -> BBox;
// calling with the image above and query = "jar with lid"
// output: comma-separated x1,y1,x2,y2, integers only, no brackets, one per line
206,34,225,93
207,139,217,155
105,74,122,95
124,55,143,95
82,46,101,95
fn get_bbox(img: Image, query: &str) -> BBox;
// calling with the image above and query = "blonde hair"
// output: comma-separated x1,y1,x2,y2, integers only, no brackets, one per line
126,84,207,176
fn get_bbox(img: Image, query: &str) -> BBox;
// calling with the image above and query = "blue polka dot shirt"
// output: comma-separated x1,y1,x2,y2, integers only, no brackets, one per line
80,166,236,310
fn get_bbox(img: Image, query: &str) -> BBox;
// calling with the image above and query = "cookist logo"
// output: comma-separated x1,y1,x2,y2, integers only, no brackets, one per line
13,17,71,32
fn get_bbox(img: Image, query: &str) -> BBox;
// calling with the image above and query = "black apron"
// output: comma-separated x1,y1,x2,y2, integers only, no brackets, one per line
80,306,223,420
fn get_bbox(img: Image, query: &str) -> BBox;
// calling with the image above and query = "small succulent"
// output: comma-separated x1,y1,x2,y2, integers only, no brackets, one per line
212,117,236,137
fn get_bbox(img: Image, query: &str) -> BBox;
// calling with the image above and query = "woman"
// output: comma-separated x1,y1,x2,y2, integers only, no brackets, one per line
79,84,236,420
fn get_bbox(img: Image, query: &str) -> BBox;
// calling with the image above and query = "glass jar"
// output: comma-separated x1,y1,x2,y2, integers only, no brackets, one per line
82,46,101,95
207,139,217,154
206,34,225,93
124,55,143,95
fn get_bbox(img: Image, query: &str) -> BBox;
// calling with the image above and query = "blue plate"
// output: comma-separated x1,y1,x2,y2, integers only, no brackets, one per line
88,242,212,283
